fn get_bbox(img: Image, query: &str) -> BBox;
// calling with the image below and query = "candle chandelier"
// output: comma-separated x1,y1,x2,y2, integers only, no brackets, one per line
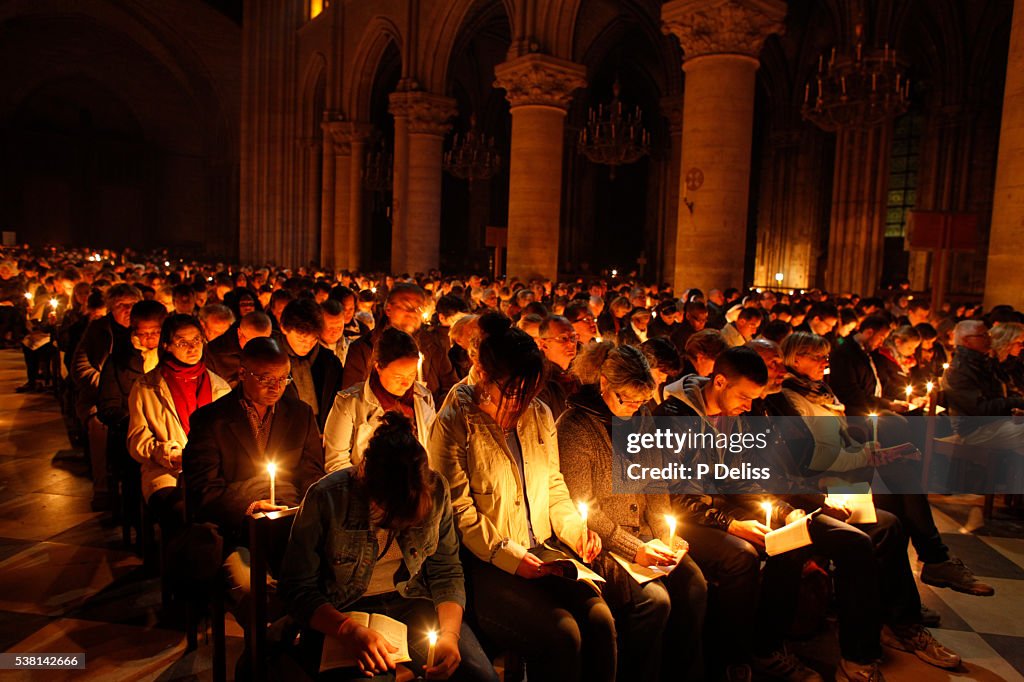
363,138,392,194
442,115,502,184
802,25,910,132
578,79,649,179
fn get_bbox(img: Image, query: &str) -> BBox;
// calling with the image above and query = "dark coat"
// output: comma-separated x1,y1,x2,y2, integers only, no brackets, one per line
943,347,1024,435
183,388,326,543
277,338,343,432
205,329,243,388
827,337,896,416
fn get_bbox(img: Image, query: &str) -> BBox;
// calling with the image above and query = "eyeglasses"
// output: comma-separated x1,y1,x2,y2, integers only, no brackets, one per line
610,391,651,405
171,337,204,350
543,332,579,345
134,331,161,340
244,371,293,389
391,301,423,315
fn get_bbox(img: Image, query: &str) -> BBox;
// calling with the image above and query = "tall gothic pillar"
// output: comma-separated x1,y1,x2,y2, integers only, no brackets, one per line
825,124,894,295
985,0,1024,310
388,92,456,274
320,118,339,269
495,54,586,282
660,96,684,286
661,0,786,291
346,127,371,272
325,123,352,271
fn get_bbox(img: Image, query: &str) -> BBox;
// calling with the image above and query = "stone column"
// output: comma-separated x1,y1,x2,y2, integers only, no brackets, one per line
660,96,684,286
324,122,352,271
825,124,894,295
320,119,339,268
985,0,1024,310
388,92,456,274
346,125,372,272
661,0,786,291
495,53,587,282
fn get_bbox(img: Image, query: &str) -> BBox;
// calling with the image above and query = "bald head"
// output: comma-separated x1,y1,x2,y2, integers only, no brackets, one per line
953,320,990,354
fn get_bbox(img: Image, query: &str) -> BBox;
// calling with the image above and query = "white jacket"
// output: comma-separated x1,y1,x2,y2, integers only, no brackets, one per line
127,366,231,500
322,380,436,473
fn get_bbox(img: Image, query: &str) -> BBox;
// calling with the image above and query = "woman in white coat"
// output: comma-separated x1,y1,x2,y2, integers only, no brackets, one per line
323,327,435,472
127,314,230,533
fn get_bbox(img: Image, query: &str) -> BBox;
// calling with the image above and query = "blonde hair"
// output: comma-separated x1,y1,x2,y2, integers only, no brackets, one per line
991,322,1024,362
780,331,831,368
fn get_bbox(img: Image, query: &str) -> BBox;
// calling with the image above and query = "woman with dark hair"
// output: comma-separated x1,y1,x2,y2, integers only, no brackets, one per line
429,312,614,682
323,327,435,472
873,325,921,405
280,412,497,682
127,313,230,533
638,337,682,406
559,341,707,681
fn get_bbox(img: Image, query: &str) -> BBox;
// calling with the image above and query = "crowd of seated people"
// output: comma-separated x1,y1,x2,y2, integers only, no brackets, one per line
3,243,1020,682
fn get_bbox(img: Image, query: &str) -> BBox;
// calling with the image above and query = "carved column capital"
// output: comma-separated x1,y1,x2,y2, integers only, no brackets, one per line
388,92,457,136
661,0,786,62
321,120,373,154
494,53,587,110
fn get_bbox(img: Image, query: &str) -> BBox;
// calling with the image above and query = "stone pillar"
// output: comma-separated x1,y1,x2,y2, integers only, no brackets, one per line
985,0,1024,310
661,0,786,291
320,119,339,268
326,125,353,271
825,124,893,295
495,53,586,282
346,127,371,272
660,96,684,286
388,92,456,274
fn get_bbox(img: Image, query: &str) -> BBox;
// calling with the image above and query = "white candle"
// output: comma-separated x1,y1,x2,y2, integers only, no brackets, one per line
23,292,32,302
665,514,677,549
49,298,59,310
905,385,913,400
267,462,276,506
426,630,438,670
761,501,773,528
417,352,425,383
869,413,878,443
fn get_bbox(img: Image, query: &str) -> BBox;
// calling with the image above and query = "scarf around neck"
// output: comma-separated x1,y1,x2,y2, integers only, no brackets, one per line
782,369,845,411
160,357,213,435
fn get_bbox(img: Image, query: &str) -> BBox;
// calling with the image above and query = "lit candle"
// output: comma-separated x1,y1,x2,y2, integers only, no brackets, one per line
761,501,773,528
905,385,913,401
417,352,425,383
775,272,784,284
869,413,879,443
426,629,438,671
611,269,618,277
941,362,950,372
926,381,935,416
23,292,32,302
665,514,677,549
595,336,603,343
267,462,276,506
49,298,59,310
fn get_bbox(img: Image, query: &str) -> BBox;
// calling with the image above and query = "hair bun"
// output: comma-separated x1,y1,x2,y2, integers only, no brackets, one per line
375,410,415,437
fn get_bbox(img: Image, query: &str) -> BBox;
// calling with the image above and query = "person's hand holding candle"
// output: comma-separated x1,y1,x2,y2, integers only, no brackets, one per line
424,628,461,680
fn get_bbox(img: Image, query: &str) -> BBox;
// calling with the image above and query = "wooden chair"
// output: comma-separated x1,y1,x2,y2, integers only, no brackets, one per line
928,438,1017,519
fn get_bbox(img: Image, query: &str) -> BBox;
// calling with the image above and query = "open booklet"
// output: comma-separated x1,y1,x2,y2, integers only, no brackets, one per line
320,612,411,673
825,482,877,524
610,539,686,585
764,509,823,556
534,544,607,587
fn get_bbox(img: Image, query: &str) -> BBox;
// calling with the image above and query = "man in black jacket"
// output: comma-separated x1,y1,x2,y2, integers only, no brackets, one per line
183,338,325,678
342,283,457,405
828,315,897,416
276,298,342,431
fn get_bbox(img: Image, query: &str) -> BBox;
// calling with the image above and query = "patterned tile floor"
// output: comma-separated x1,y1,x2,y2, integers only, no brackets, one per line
0,350,1022,681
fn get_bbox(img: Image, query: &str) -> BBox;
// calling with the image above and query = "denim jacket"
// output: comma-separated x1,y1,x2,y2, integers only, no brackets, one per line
279,467,466,627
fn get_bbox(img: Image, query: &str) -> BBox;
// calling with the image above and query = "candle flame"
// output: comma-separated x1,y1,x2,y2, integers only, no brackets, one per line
925,381,934,394
665,514,677,535
427,630,438,646
577,502,588,522
905,385,913,397
49,298,59,309
266,462,276,477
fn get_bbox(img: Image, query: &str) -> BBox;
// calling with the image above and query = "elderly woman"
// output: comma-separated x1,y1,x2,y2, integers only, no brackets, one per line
428,312,614,682
779,331,993,600
558,342,707,681
127,313,230,533
280,412,497,682
991,321,1024,396
323,328,435,473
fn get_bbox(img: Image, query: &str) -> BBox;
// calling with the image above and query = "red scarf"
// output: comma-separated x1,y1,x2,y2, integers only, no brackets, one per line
161,357,213,435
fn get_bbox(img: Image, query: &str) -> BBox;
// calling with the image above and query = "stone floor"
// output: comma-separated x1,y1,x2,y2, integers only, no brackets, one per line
0,349,1022,681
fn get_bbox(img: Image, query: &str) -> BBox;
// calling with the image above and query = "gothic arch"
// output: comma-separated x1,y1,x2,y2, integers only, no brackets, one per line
420,0,514,96
346,15,403,121
299,52,327,137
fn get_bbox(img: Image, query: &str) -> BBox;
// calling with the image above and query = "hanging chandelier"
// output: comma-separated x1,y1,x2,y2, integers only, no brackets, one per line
363,140,392,194
802,25,910,132
442,115,502,183
577,79,649,179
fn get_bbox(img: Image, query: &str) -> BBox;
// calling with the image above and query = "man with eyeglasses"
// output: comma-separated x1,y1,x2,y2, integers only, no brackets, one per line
184,336,325,679
563,300,598,344
536,316,582,418
275,298,342,431
342,283,458,405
